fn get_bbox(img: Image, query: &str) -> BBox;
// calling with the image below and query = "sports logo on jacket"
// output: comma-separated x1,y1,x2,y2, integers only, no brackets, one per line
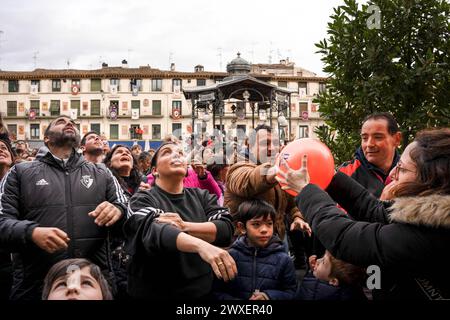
81,175,94,189
36,179,49,186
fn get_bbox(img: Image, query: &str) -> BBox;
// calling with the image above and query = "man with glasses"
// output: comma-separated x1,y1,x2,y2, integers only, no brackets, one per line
339,112,402,198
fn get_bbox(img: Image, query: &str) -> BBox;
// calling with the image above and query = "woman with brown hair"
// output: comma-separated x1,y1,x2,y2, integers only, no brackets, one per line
277,128,450,300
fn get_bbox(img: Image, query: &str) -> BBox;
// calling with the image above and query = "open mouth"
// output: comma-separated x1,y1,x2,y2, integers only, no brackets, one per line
171,159,183,165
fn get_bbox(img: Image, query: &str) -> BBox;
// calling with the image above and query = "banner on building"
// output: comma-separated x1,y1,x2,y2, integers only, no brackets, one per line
299,88,307,98
110,84,118,95
131,108,140,120
29,109,37,120
30,84,39,95
132,85,139,96
301,111,309,121
172,105,181,119
70,108,78,120
71,85,80,95
109,105,118,120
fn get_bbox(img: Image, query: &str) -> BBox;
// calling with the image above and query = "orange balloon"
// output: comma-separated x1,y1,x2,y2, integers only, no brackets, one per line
276,138,335,196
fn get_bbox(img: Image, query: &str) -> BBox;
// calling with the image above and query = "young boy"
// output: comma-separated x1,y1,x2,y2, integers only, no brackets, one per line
213,199,297,300
297,250,367,300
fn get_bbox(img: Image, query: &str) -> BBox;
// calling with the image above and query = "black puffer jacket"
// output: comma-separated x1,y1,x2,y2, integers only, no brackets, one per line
0,150,128,300
297,172,450,300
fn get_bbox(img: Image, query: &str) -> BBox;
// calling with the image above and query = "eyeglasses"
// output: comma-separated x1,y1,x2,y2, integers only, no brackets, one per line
392,161,416,179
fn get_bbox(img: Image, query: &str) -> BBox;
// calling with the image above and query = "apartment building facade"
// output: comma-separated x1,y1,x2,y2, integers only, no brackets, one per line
0,57,326,149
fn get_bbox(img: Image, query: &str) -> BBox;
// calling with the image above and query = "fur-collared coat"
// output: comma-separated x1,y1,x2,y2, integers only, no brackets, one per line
296,172,450,300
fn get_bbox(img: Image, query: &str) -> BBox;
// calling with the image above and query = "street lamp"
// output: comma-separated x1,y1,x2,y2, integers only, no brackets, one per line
242,90,250,101
202,110,211,122
278,112,288,127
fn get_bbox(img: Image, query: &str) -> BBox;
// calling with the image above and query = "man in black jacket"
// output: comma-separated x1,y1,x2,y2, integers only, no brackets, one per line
0,116,128,300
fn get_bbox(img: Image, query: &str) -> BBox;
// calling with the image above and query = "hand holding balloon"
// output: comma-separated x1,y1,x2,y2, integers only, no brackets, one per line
276,155,310,194
276,138,335,196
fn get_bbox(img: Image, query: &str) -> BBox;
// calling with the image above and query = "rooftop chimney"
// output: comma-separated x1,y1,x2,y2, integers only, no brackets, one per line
102,62,108,68
170,63,176,71
122,59,128,68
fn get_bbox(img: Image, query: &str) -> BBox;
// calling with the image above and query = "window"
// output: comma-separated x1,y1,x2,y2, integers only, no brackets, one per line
130,124,141,139
7,125,17,138
172,100,182,114
152,124,161,139
110,124,119,140
71,100,80,116
50,100,60,116
91,123,100,135
298,82,308,95
8,80,19,93
131,100,140,111
299,102,308,113
30,100,40,114
31,80,40,92
30,124,40,139
299,126,309,138
91,100,101,116
91,79,101,92
319,82,326,94
52,79,61,92
110,79,120,91
72,79,81,91
7,101,17,116
278,81,287,88
151,79,162,91
196,79,206,86
130,79,142,91
172,79,182,92
152,100,161,115
172,123,182,139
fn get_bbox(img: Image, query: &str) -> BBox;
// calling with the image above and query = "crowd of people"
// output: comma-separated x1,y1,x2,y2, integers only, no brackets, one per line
0,112,448,301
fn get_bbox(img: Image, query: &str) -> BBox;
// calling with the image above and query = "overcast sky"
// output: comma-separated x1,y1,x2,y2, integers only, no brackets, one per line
0,0,350,76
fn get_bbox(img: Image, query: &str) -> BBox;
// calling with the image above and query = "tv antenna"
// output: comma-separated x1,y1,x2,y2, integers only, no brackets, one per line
32,51,39,69
0,30,4,66
217,47,223,71
268,41,274,64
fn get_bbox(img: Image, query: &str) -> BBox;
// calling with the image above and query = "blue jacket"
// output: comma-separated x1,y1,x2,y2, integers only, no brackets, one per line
214,235,297,300
297,272,367,300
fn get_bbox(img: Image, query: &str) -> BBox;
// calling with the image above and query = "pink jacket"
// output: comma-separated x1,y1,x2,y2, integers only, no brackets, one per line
147,167,223,203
